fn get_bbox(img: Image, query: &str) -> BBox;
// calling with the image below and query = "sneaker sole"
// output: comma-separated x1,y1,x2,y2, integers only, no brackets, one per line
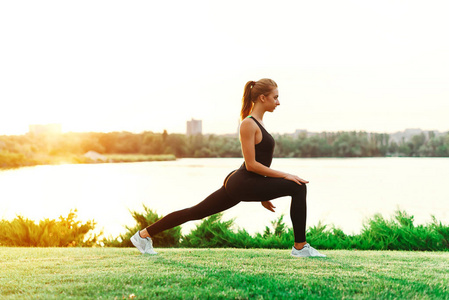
291,253,327,258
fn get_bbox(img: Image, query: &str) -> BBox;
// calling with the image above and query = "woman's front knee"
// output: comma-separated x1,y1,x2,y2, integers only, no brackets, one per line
292,182,307,195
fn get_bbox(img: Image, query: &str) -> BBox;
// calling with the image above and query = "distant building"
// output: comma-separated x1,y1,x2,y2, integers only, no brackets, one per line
84,151,108,162
186,118,202,136
29,124,62,135
293,129,308,138
389,128,445,143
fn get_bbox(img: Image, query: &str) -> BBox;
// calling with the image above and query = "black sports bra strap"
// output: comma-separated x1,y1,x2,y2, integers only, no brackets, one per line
248,116,265,131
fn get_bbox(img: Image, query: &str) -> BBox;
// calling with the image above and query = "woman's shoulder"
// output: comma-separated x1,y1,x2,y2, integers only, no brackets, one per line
240,117,258,134
240,117,257,128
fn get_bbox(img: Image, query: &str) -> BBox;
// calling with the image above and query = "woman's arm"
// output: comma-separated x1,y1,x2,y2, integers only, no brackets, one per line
239,119,308,185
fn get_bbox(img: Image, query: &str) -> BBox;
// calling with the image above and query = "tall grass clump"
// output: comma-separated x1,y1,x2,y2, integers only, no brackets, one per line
354,210,449,250
306,210,449,251
180,213,294,249
253,214,295,248
178,210,449,251
103,205,181,247
104,207,449,251
305,222,353,249
180,213,252,248
0,210,98,247
180,213,236,247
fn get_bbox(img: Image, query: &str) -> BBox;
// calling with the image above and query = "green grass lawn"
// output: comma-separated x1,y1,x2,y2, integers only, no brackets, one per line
1,248,448,299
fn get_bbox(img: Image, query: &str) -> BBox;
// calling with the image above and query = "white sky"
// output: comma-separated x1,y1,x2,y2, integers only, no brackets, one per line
1,0,448,135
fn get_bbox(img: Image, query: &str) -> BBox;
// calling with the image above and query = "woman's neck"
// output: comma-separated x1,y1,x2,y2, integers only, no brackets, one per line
250,107,266,123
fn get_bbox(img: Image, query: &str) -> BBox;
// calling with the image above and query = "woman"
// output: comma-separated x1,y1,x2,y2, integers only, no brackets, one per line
131,78,326,258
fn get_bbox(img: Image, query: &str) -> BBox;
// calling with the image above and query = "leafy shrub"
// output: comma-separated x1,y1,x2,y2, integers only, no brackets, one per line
307,210,449,251
355,210,449,251
0,210,98,247
180,213,294,249
306,222,353,250
178,210,449,251
180,213,237,248
254,214,294,248
103,205,181,247
431,216,449,249
179,213,268,248
14,205,440,251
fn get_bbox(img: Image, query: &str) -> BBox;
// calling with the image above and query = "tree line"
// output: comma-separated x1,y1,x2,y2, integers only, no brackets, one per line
274,131,449,157
1,130,449,168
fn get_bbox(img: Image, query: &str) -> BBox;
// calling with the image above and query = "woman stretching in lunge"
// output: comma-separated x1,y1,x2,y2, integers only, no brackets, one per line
131,78,326,258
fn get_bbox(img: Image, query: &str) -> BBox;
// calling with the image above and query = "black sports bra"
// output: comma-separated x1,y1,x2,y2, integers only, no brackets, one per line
241,116,275,169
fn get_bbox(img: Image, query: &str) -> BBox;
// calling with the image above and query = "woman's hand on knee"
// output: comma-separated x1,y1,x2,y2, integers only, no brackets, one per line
283,174,309,185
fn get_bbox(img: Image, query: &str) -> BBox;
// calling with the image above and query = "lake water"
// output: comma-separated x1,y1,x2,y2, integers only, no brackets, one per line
1,158,448,238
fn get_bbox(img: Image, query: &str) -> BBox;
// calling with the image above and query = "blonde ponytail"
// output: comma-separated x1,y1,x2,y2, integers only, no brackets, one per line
240,81,256,120
240,79,278,120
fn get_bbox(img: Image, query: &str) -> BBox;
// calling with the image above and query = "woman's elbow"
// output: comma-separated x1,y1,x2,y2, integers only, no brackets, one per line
245,162,257,172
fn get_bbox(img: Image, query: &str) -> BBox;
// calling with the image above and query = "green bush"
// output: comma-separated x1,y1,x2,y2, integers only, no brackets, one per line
8,206,446,251
177,210,449,251
253,214,295,248
0,210,98,247
180,213,294,249
181,217,258,249
355,210,449,251
102,205,181,247
306,222,353,250
180,213,239,248
306,210,449,251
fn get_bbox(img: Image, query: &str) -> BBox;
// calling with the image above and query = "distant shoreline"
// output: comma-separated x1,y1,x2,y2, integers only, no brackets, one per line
0,153,176,170
3,155,447,171
103,154,176,163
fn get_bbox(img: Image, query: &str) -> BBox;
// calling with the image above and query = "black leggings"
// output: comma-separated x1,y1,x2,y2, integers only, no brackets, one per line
146,170,307,243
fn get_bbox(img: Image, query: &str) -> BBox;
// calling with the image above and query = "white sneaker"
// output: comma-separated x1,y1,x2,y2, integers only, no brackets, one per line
130,231,158,255
291,243,326,258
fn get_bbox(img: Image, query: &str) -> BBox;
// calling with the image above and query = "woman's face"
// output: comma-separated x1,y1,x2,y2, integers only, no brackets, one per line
263,87,280,112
